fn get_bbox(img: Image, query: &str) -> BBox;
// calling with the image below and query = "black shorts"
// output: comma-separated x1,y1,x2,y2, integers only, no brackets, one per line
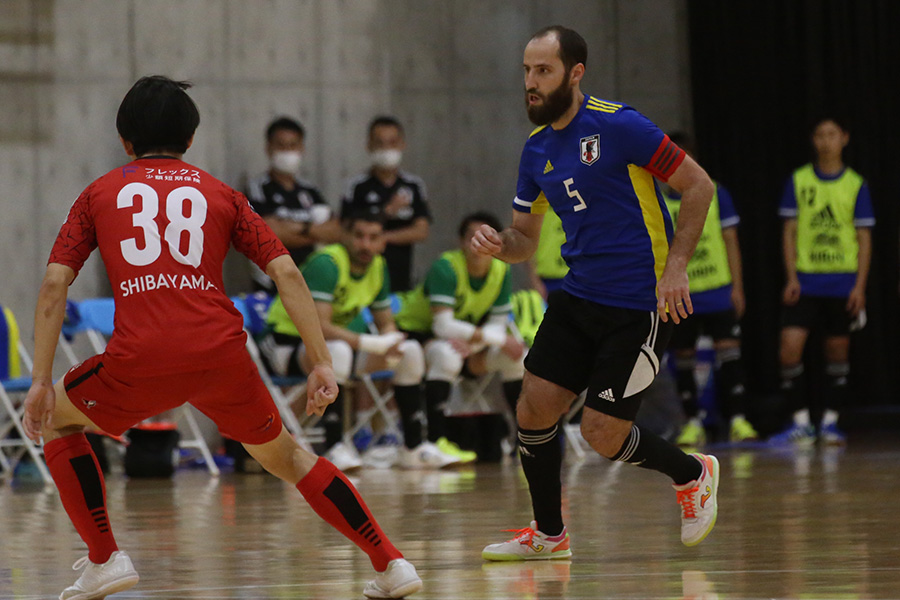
670,309,741,350
524,290,673,421
782,295,861,337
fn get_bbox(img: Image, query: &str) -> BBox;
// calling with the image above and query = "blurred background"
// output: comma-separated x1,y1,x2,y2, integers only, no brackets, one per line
1,0,897,411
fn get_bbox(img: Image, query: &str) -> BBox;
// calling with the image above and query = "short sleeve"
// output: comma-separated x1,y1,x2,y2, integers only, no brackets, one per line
245,177,274,217
854,182,876,227
778,177,798,219
371,265,392,310
612,109,685,181
48,185,98,276
716,184,740,229
300,254,340,302
411,185,431,221
489,269,513,315
424,259,457,307
339,179,362,218
230,190,290,270
514,142,547,214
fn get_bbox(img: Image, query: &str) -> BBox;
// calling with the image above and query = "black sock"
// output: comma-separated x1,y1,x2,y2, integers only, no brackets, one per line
394,384,425,448
425,380,451,443
716,348,747,417
502,380,522,414
518,424,563,536
322,389,345,450
674,357,700,419
780,364,806,417
824,362,850,412
611,424,702,485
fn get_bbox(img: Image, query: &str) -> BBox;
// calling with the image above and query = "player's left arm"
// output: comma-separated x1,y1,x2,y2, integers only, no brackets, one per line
23,264,75,440
659,155,715,323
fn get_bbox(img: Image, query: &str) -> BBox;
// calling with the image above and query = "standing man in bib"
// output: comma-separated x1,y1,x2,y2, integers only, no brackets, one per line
662,132,758,446
475,26,720,561
774,116,874,445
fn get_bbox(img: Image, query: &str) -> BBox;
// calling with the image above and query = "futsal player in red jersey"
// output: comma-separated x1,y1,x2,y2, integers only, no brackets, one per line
23,76,422,600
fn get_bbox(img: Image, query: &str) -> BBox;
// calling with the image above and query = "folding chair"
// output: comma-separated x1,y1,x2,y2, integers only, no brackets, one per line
231,294,320,450
66,298,220,475
0,304,53,484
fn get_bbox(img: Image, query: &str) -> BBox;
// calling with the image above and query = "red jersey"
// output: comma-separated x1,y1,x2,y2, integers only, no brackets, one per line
49,157,288,376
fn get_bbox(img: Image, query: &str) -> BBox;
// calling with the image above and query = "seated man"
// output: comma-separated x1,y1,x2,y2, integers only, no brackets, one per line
262,212,460,470
396,212,527,460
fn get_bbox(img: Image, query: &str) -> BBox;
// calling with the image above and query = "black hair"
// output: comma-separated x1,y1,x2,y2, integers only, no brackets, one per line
810,114,850,134
459,211,503,238
342,209,386,230
266,116,305,142
116,75,200,157
531,25,588,73
368,115,404,138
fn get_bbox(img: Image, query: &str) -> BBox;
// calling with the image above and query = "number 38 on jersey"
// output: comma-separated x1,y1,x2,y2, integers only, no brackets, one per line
118,182,208,267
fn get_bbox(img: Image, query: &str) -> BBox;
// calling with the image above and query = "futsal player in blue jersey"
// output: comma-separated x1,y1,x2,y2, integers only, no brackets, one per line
475,26,721,560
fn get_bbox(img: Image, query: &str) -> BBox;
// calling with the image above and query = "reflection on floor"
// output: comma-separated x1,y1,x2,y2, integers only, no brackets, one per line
2,438,899,599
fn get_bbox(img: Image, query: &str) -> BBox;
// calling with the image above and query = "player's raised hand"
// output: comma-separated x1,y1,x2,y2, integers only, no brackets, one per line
471,224,503,256
23,379,55,442
306,363,339,417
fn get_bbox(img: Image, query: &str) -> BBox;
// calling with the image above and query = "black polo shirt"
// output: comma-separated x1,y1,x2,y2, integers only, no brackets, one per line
340,170,431,291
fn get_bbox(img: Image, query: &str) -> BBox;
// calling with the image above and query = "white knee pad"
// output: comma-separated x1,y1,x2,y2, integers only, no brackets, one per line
485,346,526,382
392,339,425,386
425,339,464,382
326,340,353,384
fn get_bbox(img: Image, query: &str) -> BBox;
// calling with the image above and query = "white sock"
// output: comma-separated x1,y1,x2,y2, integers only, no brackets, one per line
793,409,811,427
821,409,839,427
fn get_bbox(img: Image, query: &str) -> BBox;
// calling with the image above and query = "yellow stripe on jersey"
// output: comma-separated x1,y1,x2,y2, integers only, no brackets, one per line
587,97,622,113
531,192,549,214
529,125,548,138
628,165,668,288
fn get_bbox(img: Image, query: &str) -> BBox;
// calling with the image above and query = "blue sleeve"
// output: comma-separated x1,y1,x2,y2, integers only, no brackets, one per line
513,141,546,213
716,184,740,228
854,182,875,227
611,108,667,167
778,177,797,218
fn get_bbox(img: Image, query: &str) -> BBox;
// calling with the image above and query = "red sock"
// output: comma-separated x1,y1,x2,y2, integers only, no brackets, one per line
44,433,118,564
297,457,402,571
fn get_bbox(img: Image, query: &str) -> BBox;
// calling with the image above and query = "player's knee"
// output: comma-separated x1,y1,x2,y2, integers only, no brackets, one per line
580,411,630,458
326,340,353,384
425,340,463,382
392,339,425,386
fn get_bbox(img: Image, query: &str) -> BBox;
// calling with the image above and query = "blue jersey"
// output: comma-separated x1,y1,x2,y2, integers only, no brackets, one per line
513,95,685,311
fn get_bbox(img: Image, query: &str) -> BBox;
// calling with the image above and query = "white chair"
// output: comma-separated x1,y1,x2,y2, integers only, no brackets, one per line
0,304,53,485
65,298,220,476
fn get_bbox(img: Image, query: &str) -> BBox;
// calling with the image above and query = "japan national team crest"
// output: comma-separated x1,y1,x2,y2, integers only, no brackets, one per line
580,134,600,165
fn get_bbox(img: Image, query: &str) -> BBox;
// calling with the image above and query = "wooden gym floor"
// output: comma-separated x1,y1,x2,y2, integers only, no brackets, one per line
1,436,899,599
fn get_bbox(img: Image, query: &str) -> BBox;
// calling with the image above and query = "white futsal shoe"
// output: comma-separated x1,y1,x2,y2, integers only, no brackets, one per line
60,550,139,600
482,521,572,561
674,453,720,546
398,441,461,469
364,558,423,598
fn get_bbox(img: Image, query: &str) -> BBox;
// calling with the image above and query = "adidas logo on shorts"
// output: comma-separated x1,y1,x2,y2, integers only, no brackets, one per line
598,388,615,402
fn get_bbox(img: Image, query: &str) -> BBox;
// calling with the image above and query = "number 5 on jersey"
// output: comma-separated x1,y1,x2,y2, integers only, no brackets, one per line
564,178,587,212
118,182,207,267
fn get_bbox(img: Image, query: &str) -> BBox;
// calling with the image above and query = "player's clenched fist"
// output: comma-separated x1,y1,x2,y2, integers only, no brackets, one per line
470,224,503,256
305,363,339,417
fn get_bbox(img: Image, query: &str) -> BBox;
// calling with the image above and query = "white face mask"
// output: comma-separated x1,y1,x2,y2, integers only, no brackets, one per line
370,149,402,169
271,150,302,174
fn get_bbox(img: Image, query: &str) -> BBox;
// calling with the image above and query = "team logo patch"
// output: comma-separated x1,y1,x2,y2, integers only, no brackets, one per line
82,398,97,409
580,134,600,165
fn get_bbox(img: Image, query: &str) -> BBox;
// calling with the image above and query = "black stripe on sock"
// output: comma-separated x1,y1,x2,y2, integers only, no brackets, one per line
69,455,104,511
323,476,369,531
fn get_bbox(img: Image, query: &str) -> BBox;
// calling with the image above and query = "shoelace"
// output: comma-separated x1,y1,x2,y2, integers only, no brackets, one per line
502,527,536,544
71,556,90,571
676,487,699,519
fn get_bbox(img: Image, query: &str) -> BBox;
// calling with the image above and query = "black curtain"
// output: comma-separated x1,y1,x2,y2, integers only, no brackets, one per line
688,1,900,406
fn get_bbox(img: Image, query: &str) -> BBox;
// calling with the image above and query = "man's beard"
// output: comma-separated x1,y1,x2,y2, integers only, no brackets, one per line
525,76,575,126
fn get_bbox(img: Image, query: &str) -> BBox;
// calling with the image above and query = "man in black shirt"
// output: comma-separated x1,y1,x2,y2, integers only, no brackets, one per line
247,117,338,291
340,116,431,291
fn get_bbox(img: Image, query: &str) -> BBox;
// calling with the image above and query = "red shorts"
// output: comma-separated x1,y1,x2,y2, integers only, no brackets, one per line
63,352,282,445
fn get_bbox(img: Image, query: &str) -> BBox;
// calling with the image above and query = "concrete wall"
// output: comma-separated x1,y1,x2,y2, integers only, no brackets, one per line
0,0,690,350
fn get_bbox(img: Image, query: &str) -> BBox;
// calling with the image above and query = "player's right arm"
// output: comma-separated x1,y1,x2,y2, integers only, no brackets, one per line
778,178,801,306
471,210,544,263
